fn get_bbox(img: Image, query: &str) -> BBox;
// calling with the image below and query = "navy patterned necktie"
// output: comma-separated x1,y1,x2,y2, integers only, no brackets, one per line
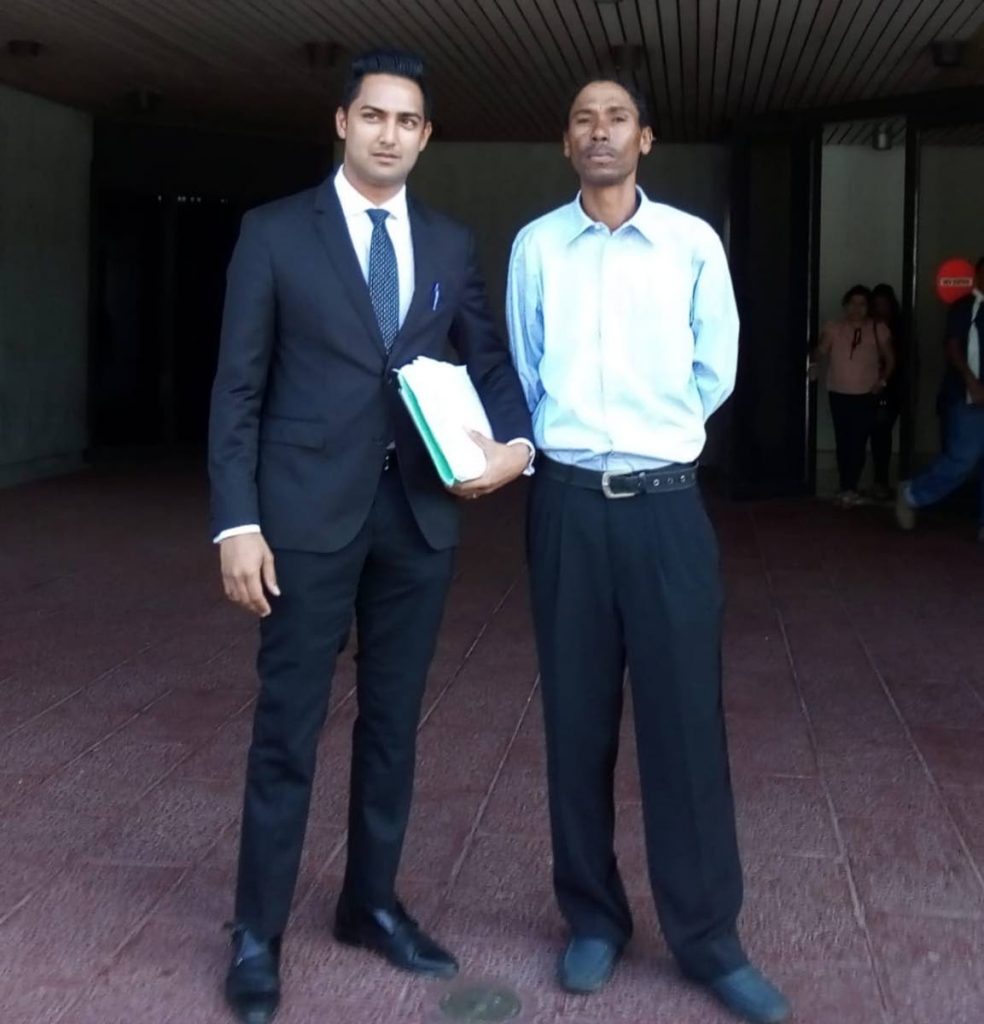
367,209,400,350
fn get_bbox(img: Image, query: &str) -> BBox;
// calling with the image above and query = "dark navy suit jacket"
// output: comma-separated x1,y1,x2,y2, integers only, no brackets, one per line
208,175,532,552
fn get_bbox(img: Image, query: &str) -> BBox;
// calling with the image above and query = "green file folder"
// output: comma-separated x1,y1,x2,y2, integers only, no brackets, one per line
396,371,457,487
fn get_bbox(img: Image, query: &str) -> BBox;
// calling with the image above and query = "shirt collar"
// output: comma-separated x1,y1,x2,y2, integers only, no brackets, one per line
334,166,408,223
973,288,984,304
566,186,658,245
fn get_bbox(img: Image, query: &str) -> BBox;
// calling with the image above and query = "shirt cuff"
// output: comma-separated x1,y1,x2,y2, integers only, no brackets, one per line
506,437,537,476
214,524,261,544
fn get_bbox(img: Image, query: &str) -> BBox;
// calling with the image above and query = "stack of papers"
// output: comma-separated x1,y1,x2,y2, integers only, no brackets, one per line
396,356,493,486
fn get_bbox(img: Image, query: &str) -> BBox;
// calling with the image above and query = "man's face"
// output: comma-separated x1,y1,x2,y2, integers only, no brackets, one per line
563,81,653,187
336,73,432,191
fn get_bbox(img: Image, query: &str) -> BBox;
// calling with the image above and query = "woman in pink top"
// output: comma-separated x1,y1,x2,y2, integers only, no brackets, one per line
814,285,895,506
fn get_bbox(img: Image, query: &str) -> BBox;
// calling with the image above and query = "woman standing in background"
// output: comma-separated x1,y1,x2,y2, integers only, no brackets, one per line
812,285,896,506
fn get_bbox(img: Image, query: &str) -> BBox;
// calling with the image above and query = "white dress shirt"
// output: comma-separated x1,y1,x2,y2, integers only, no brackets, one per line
334,165,416,327
506,188,739,473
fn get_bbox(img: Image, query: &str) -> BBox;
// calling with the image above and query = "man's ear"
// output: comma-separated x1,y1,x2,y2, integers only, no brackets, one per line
562,132,572,159
418,120,434,152
335,106,348,140
640,126,654,156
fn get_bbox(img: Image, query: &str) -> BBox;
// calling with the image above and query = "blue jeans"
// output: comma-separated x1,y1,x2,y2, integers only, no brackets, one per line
908,403,984,524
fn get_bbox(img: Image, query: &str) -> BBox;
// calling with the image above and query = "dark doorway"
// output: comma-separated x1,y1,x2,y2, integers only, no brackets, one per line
728,128,821,499
90,190,244,450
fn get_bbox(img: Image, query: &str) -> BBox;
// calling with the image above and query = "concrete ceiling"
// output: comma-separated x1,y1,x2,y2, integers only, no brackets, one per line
1,1,983,142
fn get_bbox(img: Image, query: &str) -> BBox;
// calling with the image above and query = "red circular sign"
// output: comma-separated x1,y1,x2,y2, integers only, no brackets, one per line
936,258,976,304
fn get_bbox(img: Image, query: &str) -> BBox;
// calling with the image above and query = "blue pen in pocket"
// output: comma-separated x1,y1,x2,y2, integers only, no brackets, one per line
431,282,440,311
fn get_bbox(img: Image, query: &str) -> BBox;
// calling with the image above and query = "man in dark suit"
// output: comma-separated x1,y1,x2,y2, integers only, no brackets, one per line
209,49,533,1024
897,255,984,540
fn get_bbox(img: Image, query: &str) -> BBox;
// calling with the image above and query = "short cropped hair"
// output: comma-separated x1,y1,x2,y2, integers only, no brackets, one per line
340,49,432,120
565,77,652,130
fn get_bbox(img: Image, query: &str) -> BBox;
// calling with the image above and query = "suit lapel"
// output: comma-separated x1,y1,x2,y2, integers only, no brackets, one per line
392,199,439,355
312,177,388,360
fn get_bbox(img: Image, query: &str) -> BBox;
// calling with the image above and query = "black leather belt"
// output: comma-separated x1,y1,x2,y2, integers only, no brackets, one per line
540,457,697,498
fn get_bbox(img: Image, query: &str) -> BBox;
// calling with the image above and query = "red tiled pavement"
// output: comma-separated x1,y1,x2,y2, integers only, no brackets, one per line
2,461,984,1024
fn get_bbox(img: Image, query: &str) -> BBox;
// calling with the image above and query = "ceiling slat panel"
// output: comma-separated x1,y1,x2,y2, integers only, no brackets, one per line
698,0,722,137
707,0,741,134
783,0,850,109
400,0,548,139
892,0,984,94
355,0,528,138
770,0,826,110
747,0,810,115
624,0,669,140
799,0,876,107
456,0,561,137
496,0,571,106
874,0,977,96
719,0,764,123
674,0,702,142
634,0,685,140
530,0,596,89
1,1,982,142
734,0,766,117
814,0,896,105
830,0,922,104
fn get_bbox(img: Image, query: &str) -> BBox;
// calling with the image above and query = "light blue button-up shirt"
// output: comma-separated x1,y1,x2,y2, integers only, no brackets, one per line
506,188,739,472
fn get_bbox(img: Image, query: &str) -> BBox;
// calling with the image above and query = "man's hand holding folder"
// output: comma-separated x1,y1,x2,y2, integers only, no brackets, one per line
396,357,531,499
448,429,531,499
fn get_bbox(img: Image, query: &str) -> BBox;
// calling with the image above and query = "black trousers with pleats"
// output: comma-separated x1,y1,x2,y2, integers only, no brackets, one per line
526,466,746,983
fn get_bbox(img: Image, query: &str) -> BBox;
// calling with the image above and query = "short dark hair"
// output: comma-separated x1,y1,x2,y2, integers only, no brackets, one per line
842,284,871,306
565,77,652,130
341,49,432,120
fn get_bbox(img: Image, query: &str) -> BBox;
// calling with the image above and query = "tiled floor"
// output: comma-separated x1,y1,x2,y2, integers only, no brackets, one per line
2,462,983,1024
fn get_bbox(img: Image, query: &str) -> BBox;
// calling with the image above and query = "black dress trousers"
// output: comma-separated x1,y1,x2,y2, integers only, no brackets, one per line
526,467,746,983
234,467,454,938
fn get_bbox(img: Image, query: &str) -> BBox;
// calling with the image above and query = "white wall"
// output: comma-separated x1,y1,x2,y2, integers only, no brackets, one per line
914,145,984,457
0,85,92,485
817,144,905,484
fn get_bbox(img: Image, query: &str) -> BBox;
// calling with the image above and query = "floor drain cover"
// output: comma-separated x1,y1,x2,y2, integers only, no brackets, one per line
439,983,522,1022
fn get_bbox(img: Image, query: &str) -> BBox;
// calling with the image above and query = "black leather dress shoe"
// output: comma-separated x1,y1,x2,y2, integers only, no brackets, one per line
702,964,791,1024
333,899,458,979
224,926,281,1024
557,937,622,994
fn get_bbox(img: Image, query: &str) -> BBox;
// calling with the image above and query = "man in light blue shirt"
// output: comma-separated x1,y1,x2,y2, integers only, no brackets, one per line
507,79,789,1024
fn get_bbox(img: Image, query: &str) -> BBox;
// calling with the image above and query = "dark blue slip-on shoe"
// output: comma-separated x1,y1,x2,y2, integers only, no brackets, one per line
558,937,622,994
704,964,791,1023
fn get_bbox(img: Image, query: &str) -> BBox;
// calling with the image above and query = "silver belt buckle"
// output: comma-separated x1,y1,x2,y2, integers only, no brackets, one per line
601,470,636,499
